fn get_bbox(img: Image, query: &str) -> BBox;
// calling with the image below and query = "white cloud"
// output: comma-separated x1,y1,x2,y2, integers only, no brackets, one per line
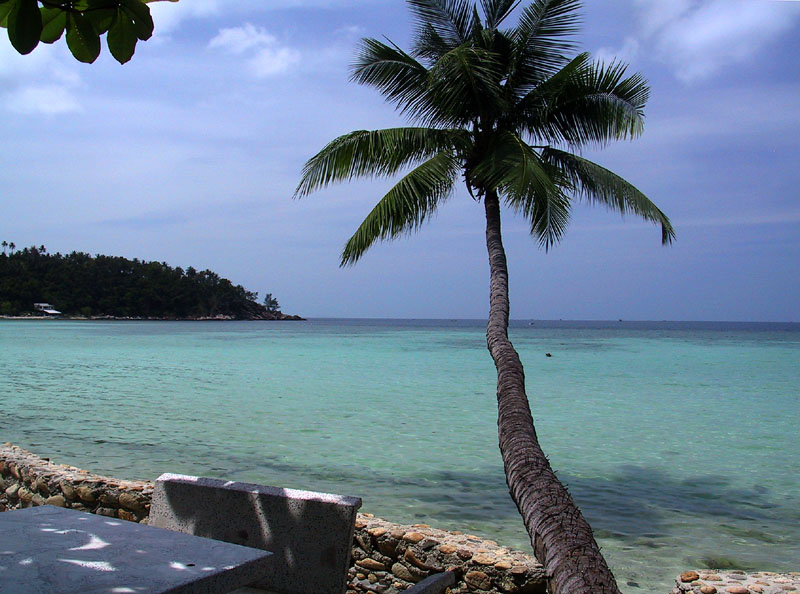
209,23,277,54
0,37,83,115
625,0,800,81
209,24,300,78
595,36,640,65
148,0,221,36
249,46,301,77
3,85,81,115
0,38,59,78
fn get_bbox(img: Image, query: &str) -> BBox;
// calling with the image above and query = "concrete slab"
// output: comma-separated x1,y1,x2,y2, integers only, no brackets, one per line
150,473,362,594
0,505,272,593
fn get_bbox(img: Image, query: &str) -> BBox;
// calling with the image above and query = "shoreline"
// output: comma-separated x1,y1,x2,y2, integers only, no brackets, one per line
2,444,797,593
0,314,305,321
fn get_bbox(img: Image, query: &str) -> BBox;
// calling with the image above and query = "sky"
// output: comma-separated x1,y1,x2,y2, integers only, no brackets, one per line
1,0,799,321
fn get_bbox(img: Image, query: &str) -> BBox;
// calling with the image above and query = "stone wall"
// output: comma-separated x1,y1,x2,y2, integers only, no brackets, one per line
1,444,544,593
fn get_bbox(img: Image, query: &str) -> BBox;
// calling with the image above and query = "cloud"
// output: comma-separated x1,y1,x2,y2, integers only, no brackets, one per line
0,38,82,115
3,84,81,115
148,0,221,36
601,0,800,82
209,24,300,77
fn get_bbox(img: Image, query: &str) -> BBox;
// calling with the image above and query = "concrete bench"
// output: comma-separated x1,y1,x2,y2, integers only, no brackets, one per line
149,473,362,594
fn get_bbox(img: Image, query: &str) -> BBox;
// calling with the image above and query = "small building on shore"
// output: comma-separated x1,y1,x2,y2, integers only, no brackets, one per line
33,303,61,315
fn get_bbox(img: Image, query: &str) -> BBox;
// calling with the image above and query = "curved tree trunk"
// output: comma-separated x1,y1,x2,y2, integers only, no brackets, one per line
484,190,621,594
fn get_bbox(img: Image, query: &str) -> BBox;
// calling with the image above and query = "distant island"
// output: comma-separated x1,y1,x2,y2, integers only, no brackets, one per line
0,245,302,321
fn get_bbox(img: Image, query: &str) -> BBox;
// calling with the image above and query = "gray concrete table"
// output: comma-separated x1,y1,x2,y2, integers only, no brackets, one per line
0,506,273,593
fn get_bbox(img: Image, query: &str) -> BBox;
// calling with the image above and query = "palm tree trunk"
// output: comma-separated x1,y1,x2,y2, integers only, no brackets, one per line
484,190,621,594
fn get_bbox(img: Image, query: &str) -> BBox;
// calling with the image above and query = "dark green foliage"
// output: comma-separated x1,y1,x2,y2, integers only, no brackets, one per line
263,293,279,313
1,0,166,64
0,247,272,319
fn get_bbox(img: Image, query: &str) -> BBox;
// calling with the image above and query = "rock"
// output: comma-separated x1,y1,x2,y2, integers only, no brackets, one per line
369,527,387,538
390,529,405,540
96,507,117,517
377,539,398,557
465,570,492,591
420,538,439,550
368,573,378,584
495,561,512,570
45,494,66,507
99,492,119,507
457,549,473,560
725,587,750,594
32,478,50,496
117,509,137,522
5,484,20,499
76,485,96,503
118,491,145,512
18,487,34,503
700,586,717,594
357,559,387,572
31,493,46,506
391,563,414,582
750,586,764,593
402,532,424,544
473,554,496,565
706,575,724,581
60,481,76,500
439,544,457,555
404,549,437,571
681,571,701,583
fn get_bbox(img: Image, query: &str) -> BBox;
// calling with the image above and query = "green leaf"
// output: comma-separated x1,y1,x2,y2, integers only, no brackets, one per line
85,7,116,34
107,8,137,64
0,1,17,29
40,8,66,44
8,0,42,55
66,11,101,63
121,0,153,40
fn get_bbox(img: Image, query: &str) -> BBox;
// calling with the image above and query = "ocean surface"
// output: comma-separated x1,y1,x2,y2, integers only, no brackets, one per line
1,318,798,592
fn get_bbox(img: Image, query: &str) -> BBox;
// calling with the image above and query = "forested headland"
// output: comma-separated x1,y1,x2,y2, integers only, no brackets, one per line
0,246,301,320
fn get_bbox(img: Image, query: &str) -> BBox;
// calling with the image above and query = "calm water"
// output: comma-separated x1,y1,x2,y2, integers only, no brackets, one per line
1,319,798,592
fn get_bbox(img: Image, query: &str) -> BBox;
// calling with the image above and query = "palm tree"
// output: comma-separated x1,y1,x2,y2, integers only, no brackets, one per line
8,242,15,253
1,241,7,255
296,1,674,592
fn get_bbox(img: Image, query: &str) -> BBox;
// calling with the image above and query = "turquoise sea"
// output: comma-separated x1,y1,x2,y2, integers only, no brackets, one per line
1,319,798,592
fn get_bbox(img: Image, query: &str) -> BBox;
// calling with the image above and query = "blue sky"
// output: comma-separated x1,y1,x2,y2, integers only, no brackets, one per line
2,0,799,321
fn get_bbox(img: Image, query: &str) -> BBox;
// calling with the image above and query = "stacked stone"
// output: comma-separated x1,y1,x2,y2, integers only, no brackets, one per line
0,443,152,522
672,570,800,594
1,444,545,593
348,513,545,594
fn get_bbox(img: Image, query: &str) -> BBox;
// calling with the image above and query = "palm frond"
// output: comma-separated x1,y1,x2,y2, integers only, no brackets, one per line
508,0,582,89
471,131,569,248
423,45,505,126
341,151,460,265
543,147,675,243
522,58,650,146
408,0,475,50
480,0,521,29
295,128,464,198
351,38,431,116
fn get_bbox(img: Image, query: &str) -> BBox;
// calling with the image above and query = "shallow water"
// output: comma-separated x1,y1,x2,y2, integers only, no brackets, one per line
1,319,798,592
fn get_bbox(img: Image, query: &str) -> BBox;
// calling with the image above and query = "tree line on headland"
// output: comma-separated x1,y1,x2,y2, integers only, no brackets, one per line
0,245,300,320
